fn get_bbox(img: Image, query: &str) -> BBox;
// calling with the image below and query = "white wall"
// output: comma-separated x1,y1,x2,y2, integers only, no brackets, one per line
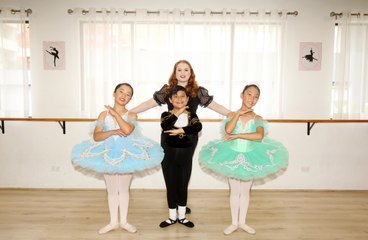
1,0,368,190
1,120,367,190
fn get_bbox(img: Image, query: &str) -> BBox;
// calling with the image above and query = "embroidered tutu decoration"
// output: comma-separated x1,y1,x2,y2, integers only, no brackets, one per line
199,119,288,185
72,114,164,177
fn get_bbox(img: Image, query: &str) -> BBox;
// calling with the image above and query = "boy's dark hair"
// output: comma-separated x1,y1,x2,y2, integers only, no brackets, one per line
168,85,187,98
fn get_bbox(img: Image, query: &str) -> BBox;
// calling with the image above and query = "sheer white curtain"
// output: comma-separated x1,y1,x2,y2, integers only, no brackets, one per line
73,9,288,118
332,12,368,119
230,10,286,118
0,9,30,117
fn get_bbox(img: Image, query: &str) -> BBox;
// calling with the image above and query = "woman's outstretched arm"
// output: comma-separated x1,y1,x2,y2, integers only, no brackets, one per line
130,98,159,114
207,100,231,116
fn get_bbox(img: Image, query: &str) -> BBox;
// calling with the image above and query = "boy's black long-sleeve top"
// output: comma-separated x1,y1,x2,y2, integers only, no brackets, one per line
160,111,202,148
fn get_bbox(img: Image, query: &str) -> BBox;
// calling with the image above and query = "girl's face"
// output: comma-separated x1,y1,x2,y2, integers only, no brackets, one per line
113,85,133,106
175,62,191,85
169,90,189,109
241,86,260,109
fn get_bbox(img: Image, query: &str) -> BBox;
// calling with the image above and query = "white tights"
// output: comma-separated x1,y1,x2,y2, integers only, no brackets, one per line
224,178,255,235
98,174,136,234
105,174,131,225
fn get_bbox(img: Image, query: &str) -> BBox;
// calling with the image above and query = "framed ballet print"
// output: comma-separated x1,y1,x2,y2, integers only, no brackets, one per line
43,41,65,70
299,42,322,71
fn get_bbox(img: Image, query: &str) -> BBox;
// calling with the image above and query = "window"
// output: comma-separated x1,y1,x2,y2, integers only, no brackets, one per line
331,16,368,119
78,10,287,119
0,20,31,117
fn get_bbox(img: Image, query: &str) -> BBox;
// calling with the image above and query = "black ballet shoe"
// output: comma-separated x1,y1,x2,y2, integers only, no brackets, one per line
178,218,194,228
186,207,191,214
176,206,192,214
159,218,177,228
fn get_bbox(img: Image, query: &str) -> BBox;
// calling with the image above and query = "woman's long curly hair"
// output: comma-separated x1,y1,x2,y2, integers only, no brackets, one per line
165,60,199,98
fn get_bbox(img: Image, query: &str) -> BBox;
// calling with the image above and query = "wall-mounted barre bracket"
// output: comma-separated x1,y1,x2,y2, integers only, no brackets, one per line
307,122,316,135
58,121,66,134
0,120,4,134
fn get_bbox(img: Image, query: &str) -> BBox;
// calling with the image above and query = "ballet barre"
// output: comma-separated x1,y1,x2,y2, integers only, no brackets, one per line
0,118,367,135
0,118,94,135
266,119,368,135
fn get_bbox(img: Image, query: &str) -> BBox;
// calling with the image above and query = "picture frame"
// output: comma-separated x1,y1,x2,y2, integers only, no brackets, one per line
299,42,322,71
43,41,65,70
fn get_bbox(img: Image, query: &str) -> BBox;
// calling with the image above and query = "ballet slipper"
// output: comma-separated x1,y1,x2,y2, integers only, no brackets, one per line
120,222,137,233
239,223,256,234
159,218,177,228
223,224,238,235
178,218,194,228
98,223,119,234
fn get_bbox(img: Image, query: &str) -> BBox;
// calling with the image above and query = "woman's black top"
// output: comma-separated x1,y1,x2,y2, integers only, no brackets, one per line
153,84,213,113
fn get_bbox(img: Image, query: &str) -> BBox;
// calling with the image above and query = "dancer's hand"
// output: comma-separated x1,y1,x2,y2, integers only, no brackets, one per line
164,128,184,136
105,105,119,117
237,109,253,116
112,129,127,137
224,133,238,140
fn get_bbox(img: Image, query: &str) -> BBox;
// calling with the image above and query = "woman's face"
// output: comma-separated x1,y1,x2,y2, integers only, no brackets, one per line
175,62,191,86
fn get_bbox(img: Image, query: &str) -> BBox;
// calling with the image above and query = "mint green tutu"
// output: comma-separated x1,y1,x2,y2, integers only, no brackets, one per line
71,114,164,177
198,118,288,184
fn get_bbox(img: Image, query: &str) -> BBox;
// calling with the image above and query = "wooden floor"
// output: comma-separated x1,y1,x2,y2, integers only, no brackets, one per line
0,189,367,240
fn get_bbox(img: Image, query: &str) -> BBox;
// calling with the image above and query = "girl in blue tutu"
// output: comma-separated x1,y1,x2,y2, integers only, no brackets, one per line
199,84,288,235
71,83,164,234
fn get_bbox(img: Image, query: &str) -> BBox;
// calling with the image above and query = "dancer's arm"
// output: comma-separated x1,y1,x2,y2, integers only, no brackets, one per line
93,111,128,141
182,113,202,134
224,116,264,141
130,98,159,114
160,112,177,131
207,100,231,116
225,111,240,134
105,105,135,135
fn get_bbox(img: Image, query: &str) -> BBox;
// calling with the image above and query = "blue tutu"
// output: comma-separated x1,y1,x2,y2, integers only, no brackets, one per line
71,114,164,176
199,118,288,184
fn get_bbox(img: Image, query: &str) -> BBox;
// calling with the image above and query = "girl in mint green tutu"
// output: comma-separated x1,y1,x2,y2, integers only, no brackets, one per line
199,84,288,235
71,83,164,235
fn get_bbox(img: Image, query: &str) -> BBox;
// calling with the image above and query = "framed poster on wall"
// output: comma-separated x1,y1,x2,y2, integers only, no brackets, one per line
43,41,65,70
299,42,322,71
